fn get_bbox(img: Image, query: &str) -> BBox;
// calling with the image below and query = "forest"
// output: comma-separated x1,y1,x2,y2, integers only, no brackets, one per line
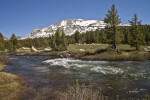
0,4,150,52
0,24,150,51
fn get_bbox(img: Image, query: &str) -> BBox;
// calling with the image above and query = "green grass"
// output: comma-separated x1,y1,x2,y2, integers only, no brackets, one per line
68,44,147,52
82,51,149,61
67,44,149,61
68,44,108,53
12,44,150,61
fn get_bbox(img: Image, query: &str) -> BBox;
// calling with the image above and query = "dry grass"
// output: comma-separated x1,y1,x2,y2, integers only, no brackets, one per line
0,63,29,100
0,63,6,71
0,56,9,64
57,81,107,100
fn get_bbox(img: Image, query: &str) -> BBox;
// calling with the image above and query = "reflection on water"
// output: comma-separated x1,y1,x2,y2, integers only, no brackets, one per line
4,56,150,99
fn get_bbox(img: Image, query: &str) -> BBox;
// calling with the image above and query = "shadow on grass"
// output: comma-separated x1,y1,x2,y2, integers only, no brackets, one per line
85,49,107,56
124,49,136,52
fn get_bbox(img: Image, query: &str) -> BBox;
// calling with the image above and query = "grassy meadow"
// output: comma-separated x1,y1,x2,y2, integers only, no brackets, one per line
0,55,28,100
11,43,150,61
67,44,149,61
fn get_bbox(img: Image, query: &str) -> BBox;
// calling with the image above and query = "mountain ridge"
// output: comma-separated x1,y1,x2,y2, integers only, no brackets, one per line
20,19,130,40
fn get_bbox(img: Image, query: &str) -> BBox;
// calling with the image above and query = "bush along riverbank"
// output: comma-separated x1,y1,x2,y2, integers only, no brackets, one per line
0,57,29,100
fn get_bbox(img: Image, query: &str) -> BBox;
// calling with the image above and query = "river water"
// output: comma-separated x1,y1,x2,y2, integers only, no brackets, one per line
4,56,150,99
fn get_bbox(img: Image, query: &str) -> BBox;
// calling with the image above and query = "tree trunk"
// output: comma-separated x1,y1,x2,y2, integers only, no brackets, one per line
136,42,138,50
63,38,67,50
114,25,118,51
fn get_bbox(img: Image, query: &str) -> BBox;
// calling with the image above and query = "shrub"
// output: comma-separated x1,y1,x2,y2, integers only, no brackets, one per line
57,81,106,100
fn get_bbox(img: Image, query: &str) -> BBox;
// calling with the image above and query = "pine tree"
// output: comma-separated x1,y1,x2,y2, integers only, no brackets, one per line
0,43,5,50
104,4,121,51
49,34,57,50
55,29,61,50
128,14,143,50
74,31,81,43
0,33,4,42
10,34,18,51
61,30,67,50
5,41,13,50
28,39,32,48
0,33,5,50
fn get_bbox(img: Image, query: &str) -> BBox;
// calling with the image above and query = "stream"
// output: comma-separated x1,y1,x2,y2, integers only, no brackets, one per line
4,55,150,99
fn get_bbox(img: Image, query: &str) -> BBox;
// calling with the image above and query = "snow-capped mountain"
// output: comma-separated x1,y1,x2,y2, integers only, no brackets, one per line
3,36,8,40
20,19,130,39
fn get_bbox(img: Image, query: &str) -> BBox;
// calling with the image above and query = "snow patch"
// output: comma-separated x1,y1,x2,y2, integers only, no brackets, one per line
20,19,130,40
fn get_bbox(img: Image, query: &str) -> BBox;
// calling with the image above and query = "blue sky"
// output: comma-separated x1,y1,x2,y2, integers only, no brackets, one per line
0,0,150,37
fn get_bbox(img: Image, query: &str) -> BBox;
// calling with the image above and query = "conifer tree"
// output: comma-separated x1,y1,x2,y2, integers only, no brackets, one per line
0,33,5,50
129,14,143,50
104,4,121,51
10,34,18,51
61,30,67,50
0,43,5,50
49,34,57,50
74,31,81,43
4,41,12,50
0,33,4,42
28,39,32,48
55,29,61,50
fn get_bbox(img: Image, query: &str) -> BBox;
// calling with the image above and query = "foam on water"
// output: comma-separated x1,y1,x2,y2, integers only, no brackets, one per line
43,58,150,78
33,67,50,72
91,66,124,74
43,58,124,74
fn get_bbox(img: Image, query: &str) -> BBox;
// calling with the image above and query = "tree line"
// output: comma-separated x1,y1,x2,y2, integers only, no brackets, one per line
0,4,150,51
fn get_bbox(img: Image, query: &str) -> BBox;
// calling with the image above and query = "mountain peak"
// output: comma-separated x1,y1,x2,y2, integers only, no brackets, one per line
20,19,130,40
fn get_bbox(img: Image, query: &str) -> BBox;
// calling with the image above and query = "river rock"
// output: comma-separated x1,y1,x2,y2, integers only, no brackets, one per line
44,47,52,52
144,46,150,52
79,49,85,52
21,47,30,50
31,46,38,52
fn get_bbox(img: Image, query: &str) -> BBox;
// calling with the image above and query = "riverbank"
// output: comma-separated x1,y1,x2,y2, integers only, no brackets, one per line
81,52,150,61
6,54,150,99
0,63,6,71
0,62,28,100
9,44,150,61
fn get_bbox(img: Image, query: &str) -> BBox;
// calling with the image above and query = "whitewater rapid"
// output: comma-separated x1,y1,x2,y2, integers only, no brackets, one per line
43,58,124,74
43,58,150,79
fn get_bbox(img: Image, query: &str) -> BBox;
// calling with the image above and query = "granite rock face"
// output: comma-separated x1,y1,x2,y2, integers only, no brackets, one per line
20,19,130,39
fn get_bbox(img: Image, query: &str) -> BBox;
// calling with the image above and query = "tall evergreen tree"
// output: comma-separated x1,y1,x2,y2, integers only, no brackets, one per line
74,31,81,43
128,14,143,50
49,35,57,50
0,33,4,42
104,4,121,51
0,33,5,50
61,30,67,50
28,39,32,48
10,34,18,51
55,29,61,50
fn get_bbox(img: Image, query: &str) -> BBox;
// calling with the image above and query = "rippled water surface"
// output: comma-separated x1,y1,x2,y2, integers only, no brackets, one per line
4,56,150,99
